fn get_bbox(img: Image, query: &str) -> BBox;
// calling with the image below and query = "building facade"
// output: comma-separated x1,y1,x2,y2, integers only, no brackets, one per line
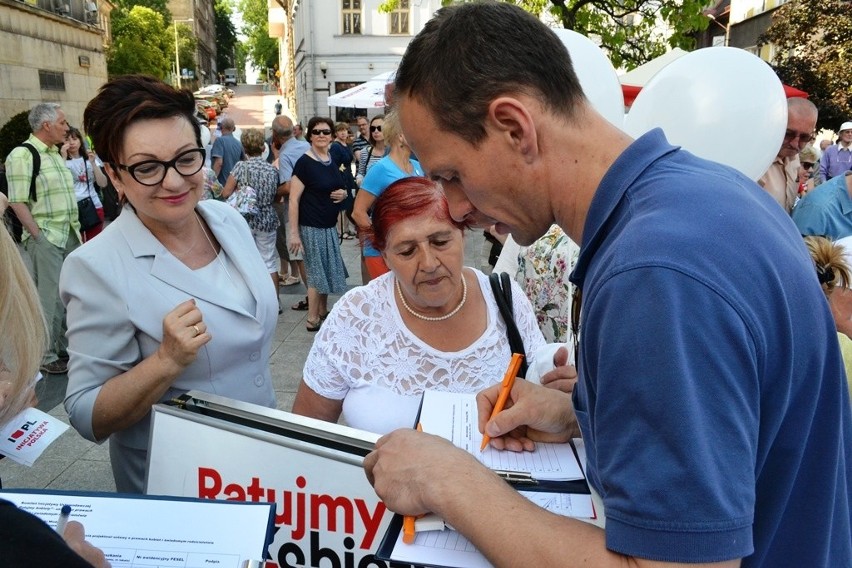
0,0,112,129
168,0,217,86
728,0,789,60
269,0,443,124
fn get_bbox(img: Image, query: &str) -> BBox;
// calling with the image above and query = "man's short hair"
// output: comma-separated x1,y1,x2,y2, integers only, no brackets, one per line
394,2,585,145
271,116,293,138
219,116,236,131
28,103,61,133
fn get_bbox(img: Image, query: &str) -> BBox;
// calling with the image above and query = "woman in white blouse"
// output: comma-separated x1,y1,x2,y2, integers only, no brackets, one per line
61,127,108,241
292,177,575,434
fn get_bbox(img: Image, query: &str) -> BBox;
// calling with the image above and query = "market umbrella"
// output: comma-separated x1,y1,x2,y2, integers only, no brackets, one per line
327,71,395,108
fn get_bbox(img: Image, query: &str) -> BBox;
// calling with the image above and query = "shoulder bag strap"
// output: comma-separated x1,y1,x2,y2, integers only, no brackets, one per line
489,272,528,378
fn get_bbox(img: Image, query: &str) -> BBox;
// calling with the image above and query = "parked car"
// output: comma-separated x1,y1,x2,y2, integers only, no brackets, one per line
194,92,225,112
196,101,217,121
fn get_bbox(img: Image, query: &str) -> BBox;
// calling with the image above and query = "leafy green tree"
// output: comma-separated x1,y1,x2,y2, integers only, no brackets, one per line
215,0,239,71
760,0,852,133
175,22,198,79
378,0,713,69
112,0,171,24
108,6,172,78
239,0,279,70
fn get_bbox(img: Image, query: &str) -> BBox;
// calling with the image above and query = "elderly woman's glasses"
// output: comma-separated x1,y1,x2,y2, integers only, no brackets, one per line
311,128,332,136
115,148,206,186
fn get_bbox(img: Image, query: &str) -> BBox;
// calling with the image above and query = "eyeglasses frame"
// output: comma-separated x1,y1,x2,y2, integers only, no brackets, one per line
113,147,207,186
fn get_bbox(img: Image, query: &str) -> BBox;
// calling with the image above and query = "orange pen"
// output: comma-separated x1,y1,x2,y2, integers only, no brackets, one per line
402,423,424,544
480,353,524,451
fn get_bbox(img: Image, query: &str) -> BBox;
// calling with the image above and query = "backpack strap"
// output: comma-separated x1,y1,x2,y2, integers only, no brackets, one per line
19,142,41,202
489,272,528,378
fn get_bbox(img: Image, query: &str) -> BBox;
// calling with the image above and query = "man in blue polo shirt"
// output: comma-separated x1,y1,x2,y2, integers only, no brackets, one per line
793,171,852,239
364,4,852,567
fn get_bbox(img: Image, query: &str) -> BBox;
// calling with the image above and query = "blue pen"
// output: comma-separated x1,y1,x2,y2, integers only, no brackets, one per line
56,504,71,536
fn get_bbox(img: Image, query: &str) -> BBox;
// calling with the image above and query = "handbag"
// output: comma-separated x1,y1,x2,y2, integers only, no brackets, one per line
77,196,100,231
489,272,528,378
226,164,259,218
77,165,101,231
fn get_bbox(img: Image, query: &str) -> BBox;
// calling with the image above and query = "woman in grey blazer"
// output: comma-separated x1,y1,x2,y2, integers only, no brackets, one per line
60,76,277,493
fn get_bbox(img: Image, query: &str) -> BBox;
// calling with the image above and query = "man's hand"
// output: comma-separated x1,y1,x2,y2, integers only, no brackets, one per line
364,429,493,516
477,379,578,452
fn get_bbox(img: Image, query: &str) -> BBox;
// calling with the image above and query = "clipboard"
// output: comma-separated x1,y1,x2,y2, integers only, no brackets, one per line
374,390,593,567
2,488,275,566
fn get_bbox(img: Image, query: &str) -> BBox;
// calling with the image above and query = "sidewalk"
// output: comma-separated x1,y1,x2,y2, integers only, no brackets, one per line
0,229,490,492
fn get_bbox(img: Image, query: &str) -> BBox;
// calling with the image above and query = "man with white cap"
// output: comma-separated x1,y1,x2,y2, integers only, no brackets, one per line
819,121,852,183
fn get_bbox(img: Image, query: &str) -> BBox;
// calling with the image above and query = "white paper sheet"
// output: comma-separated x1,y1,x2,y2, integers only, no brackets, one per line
418,390,583,481
2,490,273,567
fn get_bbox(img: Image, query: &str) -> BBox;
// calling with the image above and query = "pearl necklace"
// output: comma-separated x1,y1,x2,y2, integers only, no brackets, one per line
396,274,468,322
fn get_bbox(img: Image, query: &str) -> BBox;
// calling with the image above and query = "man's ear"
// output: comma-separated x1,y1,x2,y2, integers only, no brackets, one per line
486,97,538,162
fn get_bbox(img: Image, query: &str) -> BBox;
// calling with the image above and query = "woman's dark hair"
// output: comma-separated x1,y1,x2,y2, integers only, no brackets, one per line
83,75,201,169
367,114,385,148
364,176,467,252
65,126,87,156
305,116,333,144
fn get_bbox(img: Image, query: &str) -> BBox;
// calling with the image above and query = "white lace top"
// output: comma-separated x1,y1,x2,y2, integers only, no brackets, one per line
303,269,547,434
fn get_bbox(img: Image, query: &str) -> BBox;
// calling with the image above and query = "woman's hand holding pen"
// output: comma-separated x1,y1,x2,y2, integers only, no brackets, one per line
476,379,578,452
156,299,210,374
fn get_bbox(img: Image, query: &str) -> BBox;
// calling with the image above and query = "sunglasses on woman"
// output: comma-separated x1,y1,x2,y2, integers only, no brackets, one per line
370,125,382,133
311,128,332,136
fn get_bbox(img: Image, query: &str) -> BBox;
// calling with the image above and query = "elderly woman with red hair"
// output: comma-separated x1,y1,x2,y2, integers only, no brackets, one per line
292,177,575,434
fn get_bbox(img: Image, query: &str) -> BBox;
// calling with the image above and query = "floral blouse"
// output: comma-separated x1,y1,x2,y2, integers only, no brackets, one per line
516,225,580,343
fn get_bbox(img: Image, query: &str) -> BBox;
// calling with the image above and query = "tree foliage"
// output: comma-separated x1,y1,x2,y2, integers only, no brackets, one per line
215,0,239,71
239,0,279,70
108,6,172,78
112,0,170,24
378,0,713,69
760,0,852,133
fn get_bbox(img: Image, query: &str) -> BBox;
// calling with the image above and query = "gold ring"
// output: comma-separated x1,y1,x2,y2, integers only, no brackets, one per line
192,324,200,336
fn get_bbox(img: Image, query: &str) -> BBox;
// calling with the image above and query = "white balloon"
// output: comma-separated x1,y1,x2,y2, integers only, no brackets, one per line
200,125,211,147
552,28,625,128
623,47,787,181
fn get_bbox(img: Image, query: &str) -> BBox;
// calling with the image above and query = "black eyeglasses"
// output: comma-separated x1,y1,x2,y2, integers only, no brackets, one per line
114,148,206,186
570,286,582,368
370,125,383,132
311,128,332,136
802,161,815,170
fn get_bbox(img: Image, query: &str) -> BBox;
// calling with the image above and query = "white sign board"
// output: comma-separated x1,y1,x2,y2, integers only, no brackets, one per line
146,401,416,568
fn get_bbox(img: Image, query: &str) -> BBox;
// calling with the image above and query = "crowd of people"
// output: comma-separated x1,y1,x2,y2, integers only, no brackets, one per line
2,4,852,565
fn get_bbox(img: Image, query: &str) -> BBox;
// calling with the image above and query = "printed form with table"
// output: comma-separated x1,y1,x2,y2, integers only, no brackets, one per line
377,389,599,568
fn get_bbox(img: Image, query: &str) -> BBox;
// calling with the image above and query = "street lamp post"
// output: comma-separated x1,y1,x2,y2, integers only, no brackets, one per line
174,18,193,88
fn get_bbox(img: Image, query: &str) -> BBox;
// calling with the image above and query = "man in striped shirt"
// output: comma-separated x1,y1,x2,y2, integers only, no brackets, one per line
6,102,79,375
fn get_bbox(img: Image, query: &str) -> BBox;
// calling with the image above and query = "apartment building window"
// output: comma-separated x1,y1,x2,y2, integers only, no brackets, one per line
342,0,361,35
389,0,410,35
39,70,66,91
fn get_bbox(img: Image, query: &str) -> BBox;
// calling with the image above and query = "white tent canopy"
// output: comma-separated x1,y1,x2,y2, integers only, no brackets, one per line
327,71,395,108
618,48,688,87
